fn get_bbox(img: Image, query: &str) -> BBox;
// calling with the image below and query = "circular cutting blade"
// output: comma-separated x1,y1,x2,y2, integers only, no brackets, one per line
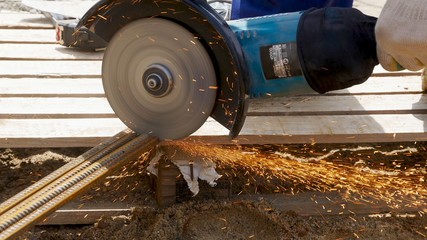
102,18,217,140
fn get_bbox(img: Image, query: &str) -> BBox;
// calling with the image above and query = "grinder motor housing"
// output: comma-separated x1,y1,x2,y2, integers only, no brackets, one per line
227,8,377,98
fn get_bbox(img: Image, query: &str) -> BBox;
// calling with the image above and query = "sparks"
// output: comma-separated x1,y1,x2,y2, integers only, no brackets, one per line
174,143,427,209
97,14,107,21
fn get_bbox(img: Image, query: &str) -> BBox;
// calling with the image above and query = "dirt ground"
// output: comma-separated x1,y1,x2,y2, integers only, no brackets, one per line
1,142,426,240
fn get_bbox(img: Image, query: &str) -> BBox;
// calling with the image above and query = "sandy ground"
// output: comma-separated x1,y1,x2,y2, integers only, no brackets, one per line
1,142,426,240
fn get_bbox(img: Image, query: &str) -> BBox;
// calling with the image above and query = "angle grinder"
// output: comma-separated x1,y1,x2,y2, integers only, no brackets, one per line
79,0,378,140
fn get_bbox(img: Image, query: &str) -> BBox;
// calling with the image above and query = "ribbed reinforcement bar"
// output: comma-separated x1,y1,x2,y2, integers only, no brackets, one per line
0,129,158,240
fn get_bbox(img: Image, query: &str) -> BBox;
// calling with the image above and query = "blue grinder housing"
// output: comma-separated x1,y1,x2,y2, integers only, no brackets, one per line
228,7,378,98
228,11,314,98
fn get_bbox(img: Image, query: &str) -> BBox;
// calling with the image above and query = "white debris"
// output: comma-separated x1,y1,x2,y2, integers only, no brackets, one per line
146,149,221,196
146,148,162,177
172,159,221,196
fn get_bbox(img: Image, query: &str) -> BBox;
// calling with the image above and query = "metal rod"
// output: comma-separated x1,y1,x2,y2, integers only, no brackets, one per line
0,130,158,240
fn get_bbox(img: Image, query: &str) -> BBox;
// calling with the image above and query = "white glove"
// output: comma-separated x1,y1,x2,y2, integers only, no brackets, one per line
375,0,427,71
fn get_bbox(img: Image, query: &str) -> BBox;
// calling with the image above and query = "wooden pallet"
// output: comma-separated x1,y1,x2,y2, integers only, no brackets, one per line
0,12,426,148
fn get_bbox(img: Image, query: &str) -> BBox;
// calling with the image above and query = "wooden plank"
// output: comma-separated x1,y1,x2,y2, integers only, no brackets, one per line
1,113,424,147
0,43,103,60
0,118,125,138
328,76,423,95
0,78,104,96
0,94,424,118
40,208,132,225
0,60,101,77
0,137,113,148
0,118,126,148
236,192,423,216
239,114,427,136
248,94,427,115
39,191,423,225
187,114,427,144
0,29,56,43
0,97,114,118
0,13,54,29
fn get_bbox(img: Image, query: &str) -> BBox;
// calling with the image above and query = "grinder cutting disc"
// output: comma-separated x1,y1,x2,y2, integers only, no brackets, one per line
102,18,217,140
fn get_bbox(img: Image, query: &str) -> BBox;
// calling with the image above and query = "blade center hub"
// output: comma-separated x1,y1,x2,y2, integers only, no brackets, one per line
146,74,162,89
142,64,173,97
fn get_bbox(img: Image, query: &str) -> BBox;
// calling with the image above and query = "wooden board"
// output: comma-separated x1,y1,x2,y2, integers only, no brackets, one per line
248,94,427,114
0,43,104,60
38,190,423,225
0,12,426,147
0,13,54,29
0,98,114,117
235,191,424,217
187,115,427,144
0,78,104,96
0,118,125,148
40,208,132,225
2,113,426,148
0,29,56,43
0,60,101,78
